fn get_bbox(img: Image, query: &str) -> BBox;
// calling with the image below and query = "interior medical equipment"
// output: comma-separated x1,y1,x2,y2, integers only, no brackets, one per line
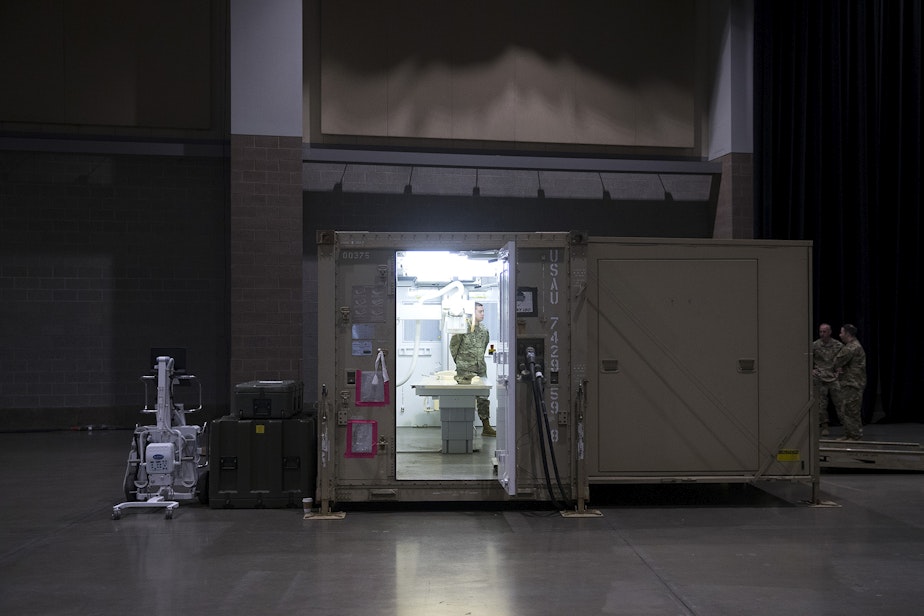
396,279,469,387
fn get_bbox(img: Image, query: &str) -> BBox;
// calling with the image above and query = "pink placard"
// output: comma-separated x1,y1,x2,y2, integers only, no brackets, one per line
345,419,377,458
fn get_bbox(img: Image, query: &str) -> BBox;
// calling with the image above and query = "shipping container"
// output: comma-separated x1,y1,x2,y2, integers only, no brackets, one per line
315,231,815,514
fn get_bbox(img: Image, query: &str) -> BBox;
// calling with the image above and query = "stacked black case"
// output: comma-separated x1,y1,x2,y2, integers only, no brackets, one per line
209,381,316,508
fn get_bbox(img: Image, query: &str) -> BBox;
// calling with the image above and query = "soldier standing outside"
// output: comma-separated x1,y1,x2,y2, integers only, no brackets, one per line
832,323,866,441
450,302,495,437
812,323,843,436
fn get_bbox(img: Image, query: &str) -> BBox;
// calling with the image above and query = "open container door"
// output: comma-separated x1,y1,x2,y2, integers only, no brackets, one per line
495,242,517,495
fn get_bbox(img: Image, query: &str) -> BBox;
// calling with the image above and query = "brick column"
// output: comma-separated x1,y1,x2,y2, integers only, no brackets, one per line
229,134,303,385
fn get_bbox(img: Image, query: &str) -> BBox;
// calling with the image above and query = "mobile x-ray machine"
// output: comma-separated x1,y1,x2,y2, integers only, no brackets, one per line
112,356,209,519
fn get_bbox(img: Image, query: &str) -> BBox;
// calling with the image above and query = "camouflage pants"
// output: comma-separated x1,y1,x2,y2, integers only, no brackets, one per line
455,372,491,422
832,385,864,439
454,371,479,384
813,377,835,427
476,396,490,422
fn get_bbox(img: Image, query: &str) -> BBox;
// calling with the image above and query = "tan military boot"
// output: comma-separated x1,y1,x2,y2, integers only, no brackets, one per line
481,417,496,437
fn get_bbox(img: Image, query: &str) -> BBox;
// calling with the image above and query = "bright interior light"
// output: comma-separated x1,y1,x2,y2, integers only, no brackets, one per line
398,251,497,281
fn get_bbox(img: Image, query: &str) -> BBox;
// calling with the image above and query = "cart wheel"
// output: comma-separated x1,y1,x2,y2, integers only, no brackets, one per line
112,509,122,520
165,509,174,520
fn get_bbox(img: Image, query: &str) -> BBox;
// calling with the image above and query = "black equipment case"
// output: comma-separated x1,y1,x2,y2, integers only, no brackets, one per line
208,416,316,509
234,380,303,419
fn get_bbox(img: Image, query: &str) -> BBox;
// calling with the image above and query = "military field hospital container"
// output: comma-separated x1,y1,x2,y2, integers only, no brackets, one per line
315,231,816,514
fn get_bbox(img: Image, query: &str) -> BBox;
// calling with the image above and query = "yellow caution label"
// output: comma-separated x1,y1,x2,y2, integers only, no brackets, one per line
776,449,800,462
255,424,265,434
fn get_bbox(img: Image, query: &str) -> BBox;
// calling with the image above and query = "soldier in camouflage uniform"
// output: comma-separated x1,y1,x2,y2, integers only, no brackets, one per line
450,302,495,436
831,323,866,441
812,323,843,436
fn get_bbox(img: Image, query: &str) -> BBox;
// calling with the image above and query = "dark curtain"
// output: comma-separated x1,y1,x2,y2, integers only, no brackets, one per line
754,0,922,423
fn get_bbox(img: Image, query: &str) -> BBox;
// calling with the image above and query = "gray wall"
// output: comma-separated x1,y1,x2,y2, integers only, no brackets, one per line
231,0,302,136
0,150,230,430
0,0,225,137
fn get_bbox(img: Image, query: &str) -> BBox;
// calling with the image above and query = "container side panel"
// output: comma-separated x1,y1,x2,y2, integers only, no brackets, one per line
594,258,759,474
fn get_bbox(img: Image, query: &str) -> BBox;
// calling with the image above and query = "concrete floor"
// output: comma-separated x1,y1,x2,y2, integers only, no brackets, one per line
396,426,497,480
2,424,923,615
